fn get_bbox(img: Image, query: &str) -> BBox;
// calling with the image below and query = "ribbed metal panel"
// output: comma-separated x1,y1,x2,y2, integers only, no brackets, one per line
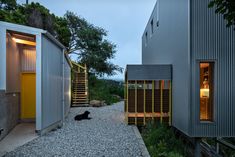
191,0,235,137
142,0,190,135
21,48,36,72
64,58,71,116
41,35,63,129
126,65,172,80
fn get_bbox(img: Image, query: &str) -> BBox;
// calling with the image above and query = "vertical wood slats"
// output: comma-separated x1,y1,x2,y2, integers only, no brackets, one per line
126,80,171,125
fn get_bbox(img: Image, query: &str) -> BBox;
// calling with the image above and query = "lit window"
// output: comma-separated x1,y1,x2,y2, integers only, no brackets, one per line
200,62,214,121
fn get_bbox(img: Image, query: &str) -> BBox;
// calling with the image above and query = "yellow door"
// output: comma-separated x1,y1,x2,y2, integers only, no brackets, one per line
21,73,36,119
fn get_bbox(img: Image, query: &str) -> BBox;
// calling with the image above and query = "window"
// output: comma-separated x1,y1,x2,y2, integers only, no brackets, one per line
200,62,214,121
156,0,160,27
151,19,154,34
156,21,159,27
145,32,148,46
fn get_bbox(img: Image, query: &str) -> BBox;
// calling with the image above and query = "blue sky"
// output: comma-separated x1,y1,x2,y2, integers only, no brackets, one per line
18,0,156,80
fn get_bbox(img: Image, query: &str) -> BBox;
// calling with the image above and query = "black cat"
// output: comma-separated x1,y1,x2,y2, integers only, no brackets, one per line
74,111,91,121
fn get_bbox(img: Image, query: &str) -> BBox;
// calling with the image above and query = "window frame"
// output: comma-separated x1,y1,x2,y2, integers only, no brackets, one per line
150,19,154,35
145,31,148,46
156,0,160,27
197,60,216,123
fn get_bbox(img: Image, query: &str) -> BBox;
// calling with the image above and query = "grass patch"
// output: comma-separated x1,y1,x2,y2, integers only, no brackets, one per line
89,75,124,105
142,121,188,157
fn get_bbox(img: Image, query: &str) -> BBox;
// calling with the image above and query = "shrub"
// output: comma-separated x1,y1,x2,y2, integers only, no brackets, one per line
142,121,187,157
88,75,124,105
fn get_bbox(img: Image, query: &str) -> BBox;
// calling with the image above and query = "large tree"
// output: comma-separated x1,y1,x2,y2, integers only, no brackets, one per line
0,1,56,34
65,12,122,76
0,1,122,76
0,0,17,10
209,0,235,28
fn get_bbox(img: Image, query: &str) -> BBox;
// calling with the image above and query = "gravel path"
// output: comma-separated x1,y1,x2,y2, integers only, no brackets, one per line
4,102,147,157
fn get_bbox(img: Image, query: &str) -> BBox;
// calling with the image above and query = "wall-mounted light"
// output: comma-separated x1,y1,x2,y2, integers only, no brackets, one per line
12,37,36,46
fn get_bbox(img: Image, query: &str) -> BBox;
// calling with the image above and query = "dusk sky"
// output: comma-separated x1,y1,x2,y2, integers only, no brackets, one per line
18,0,156,80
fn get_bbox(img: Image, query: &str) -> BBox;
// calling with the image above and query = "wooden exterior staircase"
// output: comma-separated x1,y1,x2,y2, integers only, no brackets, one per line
71,62,89,107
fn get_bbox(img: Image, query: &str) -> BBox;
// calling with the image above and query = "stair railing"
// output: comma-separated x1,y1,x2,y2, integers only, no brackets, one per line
71,61,89,106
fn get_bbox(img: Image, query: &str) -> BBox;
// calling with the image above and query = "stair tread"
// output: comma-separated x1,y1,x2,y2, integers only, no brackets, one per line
72,71,88,104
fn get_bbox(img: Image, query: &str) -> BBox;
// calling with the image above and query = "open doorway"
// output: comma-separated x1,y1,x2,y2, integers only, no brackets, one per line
0,30,38,155
6,30,36,123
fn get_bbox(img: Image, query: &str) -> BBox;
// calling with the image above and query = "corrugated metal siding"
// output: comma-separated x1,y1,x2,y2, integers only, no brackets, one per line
64,58,71,116
127,65,172,80
142,0,191,135
191,0,235,137
41,35,63,129
21,48,36,72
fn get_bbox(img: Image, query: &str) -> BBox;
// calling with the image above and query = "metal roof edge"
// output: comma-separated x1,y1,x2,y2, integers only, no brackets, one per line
126,64,173,67
0,21,66,50
64,52,73,68
0,21,44,34
43,31,66,50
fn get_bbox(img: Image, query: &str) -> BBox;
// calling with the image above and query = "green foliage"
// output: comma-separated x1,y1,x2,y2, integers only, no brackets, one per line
54,16,71,48
108,80,124,99
65,11,123,76
0,0,17,10
205,138,235,157
219,144,235,157
89,75,124,105
0,1,122,77
142,122,187,157
223,138,234,156
23,3,54,33
209,0,235,28
0,1,56,34
0,1,25,24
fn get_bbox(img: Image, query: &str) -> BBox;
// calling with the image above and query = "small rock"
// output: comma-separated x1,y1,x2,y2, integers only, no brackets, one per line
90,100,105,107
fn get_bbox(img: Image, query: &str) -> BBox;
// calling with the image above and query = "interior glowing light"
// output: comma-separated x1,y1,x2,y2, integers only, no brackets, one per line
200,88,210,98
12,38,36,46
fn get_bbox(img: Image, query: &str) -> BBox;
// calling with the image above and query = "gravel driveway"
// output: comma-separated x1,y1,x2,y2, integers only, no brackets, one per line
4,102,149,157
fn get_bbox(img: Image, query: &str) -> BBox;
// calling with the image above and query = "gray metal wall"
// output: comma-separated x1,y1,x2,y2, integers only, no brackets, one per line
6,34,20,93
126,65,172,80
190,0,235,137
64,57,71,117
41,35,63,129
20,46,36,72
142,0,191,135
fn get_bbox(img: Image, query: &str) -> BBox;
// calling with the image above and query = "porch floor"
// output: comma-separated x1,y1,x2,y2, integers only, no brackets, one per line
0,123,38,156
